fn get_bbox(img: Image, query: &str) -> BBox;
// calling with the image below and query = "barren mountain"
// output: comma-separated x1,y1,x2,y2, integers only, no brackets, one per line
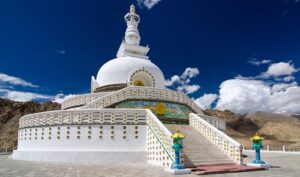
204,110,300,147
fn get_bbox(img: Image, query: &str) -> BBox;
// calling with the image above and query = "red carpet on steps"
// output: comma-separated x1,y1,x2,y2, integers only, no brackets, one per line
188,163,266,175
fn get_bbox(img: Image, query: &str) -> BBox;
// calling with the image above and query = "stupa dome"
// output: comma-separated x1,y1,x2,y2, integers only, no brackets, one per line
94,56,165,91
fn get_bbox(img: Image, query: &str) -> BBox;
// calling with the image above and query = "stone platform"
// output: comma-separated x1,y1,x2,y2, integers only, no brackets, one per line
0,151,300,177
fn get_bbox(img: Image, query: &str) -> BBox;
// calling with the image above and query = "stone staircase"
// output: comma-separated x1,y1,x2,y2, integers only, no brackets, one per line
165,124,233,167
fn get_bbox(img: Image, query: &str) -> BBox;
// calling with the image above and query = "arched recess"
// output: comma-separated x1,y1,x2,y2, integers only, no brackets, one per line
128,68,156,87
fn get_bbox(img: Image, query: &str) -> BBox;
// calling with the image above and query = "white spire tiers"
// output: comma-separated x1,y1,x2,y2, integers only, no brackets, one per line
124,5,141,45
117,5,150,59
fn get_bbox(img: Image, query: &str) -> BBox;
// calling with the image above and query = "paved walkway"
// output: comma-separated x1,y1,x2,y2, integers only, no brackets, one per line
0,151,299,177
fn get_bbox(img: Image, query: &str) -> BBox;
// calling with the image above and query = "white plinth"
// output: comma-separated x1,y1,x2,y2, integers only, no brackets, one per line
247,162,271,169
165,168,191,175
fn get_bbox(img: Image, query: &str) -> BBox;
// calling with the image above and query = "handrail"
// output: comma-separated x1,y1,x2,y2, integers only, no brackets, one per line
197,114,226,131
79,86,203,115
190,113,243,164
146,109,174,168
61,91,111,110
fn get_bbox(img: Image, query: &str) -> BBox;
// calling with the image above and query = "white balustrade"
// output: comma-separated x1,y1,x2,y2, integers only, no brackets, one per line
146,110,174,168
197,114,226,131
189,113,243,164
19,109,147,129
61,92,111,110
79,86,203,115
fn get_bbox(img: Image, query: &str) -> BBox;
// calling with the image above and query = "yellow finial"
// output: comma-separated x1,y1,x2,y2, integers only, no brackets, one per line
130,5,135,13
171,130,185,139
250,132,264,141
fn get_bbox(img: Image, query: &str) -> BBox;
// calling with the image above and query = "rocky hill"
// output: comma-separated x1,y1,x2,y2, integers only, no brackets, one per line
0,98,60,149
204,110,300,147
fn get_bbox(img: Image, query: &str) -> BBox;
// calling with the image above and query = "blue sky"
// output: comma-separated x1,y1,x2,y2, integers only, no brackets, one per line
0,0,300,113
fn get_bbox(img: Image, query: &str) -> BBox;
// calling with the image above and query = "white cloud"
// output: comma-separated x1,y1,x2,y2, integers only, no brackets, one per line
271,82,297,92
268,86,300,113
0,73,77,103
248,58,272,66
165,67,200,94
137,0,162,9
165,75,180,86
210,60,300,114
214,79,300,114
283,76,295,82
0,88,77,103
52,93,77,103
262,61,298,78
0,73,38,88
0,89,51,102
194,94,218,110
177,85,200,94
181,67,199,79
216,79,271,114
56,49,66,55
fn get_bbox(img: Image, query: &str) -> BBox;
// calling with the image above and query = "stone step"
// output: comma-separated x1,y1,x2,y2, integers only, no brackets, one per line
165,124,233,166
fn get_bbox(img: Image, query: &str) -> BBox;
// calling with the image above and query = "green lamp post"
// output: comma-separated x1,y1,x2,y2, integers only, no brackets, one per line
165,130,191,174
171,130,185,170
251,132,265,164
247,132,271,168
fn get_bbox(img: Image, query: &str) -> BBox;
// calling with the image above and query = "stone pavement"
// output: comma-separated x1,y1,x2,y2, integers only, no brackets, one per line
0,151,299,177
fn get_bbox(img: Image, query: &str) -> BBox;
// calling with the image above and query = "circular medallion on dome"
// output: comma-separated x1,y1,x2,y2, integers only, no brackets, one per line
129,68,155,87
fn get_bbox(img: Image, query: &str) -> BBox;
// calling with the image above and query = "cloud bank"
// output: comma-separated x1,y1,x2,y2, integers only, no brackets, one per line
194,94,218,110
198,61,300,114
0,72,75,103
0,73,38,88
165,67,200,94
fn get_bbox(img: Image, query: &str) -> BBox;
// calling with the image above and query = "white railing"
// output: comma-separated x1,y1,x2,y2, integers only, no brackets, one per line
197,114,226,131
80,86,203,114
146,110,174,168
189,113,243,164
19,109,147,129
61,92,111,110
243,145,300,152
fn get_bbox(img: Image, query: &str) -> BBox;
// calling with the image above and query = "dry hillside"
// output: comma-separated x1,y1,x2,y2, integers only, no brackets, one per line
204,110,300,147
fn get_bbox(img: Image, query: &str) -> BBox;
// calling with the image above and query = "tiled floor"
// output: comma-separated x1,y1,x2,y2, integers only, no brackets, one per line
0,151,299,177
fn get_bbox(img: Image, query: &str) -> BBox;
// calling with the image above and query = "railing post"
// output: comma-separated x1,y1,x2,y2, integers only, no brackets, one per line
266,145,269,151
5,148,7,153
283,145,286,152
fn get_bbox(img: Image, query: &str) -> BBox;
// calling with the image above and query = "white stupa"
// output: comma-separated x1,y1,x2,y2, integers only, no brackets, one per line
12,5,243,171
